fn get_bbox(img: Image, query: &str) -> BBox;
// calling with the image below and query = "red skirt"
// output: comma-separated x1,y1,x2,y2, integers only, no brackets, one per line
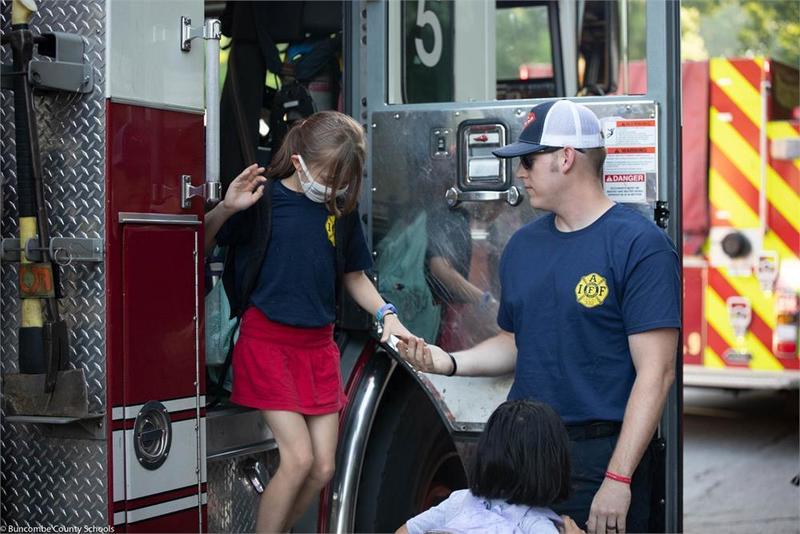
230,307,347,415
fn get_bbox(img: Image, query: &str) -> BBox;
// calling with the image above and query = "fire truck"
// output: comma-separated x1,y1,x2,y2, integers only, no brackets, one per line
676,59,799,389
621,57,800,388
1,1,682,532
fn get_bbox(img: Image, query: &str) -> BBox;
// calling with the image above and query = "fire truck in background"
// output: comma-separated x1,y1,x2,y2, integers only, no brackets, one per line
680,58,800,389
1,1,683,532
622,58,800,389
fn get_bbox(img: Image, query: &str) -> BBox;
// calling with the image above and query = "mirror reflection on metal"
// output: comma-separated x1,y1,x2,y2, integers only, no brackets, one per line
372,111,540,352
371,102,657,353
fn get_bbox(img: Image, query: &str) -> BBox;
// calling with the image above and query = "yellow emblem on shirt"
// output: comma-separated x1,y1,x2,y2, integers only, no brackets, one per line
325,215,336,247
575,273,608,308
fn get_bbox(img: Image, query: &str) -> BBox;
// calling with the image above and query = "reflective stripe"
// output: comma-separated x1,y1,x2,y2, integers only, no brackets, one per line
126,493,205,524
710,58,762,128
115,395,206,420
711,108,800,235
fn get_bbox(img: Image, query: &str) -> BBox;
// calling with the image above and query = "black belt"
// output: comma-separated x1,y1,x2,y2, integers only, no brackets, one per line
566,421,622,441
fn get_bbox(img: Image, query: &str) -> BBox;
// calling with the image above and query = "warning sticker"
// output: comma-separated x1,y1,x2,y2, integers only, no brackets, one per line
605,147,656,173
603,119,656,146
601,118,657,204
603,174,647,203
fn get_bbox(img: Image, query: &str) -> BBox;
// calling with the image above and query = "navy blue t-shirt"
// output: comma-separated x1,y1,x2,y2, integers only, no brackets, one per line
219,180,372,328
497,204,680,423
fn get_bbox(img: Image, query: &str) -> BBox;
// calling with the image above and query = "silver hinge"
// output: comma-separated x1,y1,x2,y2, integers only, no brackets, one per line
180,17,221,52
181,175,222,208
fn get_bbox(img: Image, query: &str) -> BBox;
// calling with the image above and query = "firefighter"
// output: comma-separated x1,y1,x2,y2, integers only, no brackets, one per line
205,111,418,533
398,100,681,534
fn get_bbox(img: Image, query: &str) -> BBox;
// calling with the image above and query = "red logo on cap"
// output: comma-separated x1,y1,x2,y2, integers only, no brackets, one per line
523,111,536,128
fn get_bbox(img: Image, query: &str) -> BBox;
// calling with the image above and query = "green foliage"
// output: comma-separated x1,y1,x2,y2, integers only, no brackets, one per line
681,6,708,61
682,0,799,65
495,6,552,79
739,1,799,65
625,0,798,65
626,0,647,61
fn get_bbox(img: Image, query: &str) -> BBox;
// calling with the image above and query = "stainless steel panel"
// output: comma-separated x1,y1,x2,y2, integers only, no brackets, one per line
1,0,107,526
207,450,279,533
2,423,107,525
370,101,657,430
372,107,534,351
206,407,275,460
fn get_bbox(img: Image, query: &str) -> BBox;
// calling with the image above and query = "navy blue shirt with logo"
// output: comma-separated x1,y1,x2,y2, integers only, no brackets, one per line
497,204,680,424
219,180,372,328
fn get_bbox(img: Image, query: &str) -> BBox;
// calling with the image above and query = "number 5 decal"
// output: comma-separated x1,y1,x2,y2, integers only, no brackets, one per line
415,0,442,67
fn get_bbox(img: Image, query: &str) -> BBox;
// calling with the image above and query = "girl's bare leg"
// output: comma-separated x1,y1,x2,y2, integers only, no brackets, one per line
256,410,313,533
284,412,339,529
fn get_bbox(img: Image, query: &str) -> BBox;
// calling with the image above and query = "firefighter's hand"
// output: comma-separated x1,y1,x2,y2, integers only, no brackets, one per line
395,336,451,375
586,478,631,534
380,314,414,344
223,164,267,213
560,516,586,534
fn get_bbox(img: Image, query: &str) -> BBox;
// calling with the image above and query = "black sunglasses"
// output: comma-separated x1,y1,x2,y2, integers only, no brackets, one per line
519,146,586,170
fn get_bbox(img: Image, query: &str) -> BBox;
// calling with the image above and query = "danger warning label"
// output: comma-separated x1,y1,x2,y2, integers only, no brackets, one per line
601,117,657,204
605,174,646,182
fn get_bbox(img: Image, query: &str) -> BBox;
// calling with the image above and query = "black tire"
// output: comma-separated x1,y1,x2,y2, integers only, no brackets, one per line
354,371,468,533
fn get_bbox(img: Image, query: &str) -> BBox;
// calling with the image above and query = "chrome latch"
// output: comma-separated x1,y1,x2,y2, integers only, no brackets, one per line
181,175,222,208
180,17,221,52
134,401,172,471
445,186,523,208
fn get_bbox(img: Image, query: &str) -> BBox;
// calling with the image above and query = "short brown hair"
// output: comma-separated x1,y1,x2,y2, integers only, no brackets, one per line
586,147,607,178
267,111,366,216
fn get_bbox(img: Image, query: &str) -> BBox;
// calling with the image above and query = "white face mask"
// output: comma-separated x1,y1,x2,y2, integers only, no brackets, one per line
297,155,348,203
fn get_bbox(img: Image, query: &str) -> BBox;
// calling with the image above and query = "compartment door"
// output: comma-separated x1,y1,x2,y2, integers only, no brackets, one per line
121,224,205,531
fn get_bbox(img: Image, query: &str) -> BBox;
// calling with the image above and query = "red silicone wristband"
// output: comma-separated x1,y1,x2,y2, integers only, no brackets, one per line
605,471,632,485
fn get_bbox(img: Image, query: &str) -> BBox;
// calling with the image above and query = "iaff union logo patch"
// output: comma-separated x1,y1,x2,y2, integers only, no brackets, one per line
325,215,336,247
575,273,609,308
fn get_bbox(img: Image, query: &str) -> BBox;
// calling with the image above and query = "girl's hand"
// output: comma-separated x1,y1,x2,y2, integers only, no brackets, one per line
380,314,413,343
223,164,267,213
395,337,453,375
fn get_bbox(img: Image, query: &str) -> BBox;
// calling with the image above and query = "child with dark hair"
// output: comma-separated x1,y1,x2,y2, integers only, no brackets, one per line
397,400,581,534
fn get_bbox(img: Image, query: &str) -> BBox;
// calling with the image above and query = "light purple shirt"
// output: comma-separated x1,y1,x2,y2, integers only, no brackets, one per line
406,489,563,534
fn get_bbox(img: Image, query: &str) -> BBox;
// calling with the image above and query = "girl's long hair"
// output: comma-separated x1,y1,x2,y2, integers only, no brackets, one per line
267,111,365,216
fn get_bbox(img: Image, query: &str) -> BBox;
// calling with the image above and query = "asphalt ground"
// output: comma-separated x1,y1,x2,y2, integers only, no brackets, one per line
683,387,800,533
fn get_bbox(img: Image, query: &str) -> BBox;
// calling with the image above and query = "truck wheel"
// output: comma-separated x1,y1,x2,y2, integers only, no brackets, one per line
354,373,468,533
